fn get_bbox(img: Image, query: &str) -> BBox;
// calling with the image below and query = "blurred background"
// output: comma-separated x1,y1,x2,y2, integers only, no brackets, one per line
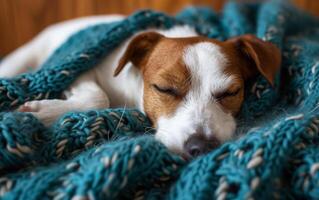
0,0,318,56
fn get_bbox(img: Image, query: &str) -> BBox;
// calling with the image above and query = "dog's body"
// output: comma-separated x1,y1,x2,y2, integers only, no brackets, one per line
0,15,281,157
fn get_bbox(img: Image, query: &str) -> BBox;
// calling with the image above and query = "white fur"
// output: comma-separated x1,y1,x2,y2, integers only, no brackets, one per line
0,16,235,154
155,42,236,153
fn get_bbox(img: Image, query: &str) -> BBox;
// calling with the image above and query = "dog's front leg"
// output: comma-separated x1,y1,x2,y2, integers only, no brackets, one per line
17,73,110,126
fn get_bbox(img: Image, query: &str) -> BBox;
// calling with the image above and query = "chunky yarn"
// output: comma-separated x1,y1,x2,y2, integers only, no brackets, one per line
0,1,319,199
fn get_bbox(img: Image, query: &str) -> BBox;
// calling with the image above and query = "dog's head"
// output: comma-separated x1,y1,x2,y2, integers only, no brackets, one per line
114,32,281,158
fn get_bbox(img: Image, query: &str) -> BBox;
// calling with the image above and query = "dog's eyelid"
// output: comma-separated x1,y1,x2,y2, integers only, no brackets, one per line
152,84,180,97
213,87,241,100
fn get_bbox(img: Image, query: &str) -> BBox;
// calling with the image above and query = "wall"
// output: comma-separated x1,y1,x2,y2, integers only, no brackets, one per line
0,0,318,55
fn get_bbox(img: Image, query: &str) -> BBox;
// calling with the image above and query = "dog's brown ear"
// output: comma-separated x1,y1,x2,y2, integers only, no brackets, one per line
228,34,281,86
113,32,163,77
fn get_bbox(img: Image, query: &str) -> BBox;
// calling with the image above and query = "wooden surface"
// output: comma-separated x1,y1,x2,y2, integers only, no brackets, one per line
0,0,318,56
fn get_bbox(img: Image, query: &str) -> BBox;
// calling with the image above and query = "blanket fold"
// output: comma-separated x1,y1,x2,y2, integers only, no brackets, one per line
1,1,319,199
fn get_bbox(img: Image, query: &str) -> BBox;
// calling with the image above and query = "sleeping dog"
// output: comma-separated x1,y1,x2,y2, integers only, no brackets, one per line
0,15,281,158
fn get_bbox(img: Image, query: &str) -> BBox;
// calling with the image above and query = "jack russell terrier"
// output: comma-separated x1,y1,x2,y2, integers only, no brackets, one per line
0,15,281,158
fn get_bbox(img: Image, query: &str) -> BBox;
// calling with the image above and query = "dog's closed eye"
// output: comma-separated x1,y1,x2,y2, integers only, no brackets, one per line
213,87,241,101
152,84,180,97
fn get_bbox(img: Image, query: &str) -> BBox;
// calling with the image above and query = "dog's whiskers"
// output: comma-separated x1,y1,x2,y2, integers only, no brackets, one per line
143,126,156,135
114,103,127,134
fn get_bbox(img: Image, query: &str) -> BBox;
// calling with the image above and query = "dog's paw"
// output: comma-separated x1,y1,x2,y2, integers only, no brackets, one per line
17,100,64,126
17,100,42,112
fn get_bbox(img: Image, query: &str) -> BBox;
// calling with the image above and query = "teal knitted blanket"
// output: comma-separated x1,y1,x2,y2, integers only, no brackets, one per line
1,1,319,199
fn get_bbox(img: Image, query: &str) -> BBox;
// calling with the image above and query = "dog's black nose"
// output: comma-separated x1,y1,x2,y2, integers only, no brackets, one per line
184,134,220,159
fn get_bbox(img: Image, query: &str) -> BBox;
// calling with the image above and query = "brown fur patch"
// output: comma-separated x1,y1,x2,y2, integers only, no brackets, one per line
142,38,194,124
